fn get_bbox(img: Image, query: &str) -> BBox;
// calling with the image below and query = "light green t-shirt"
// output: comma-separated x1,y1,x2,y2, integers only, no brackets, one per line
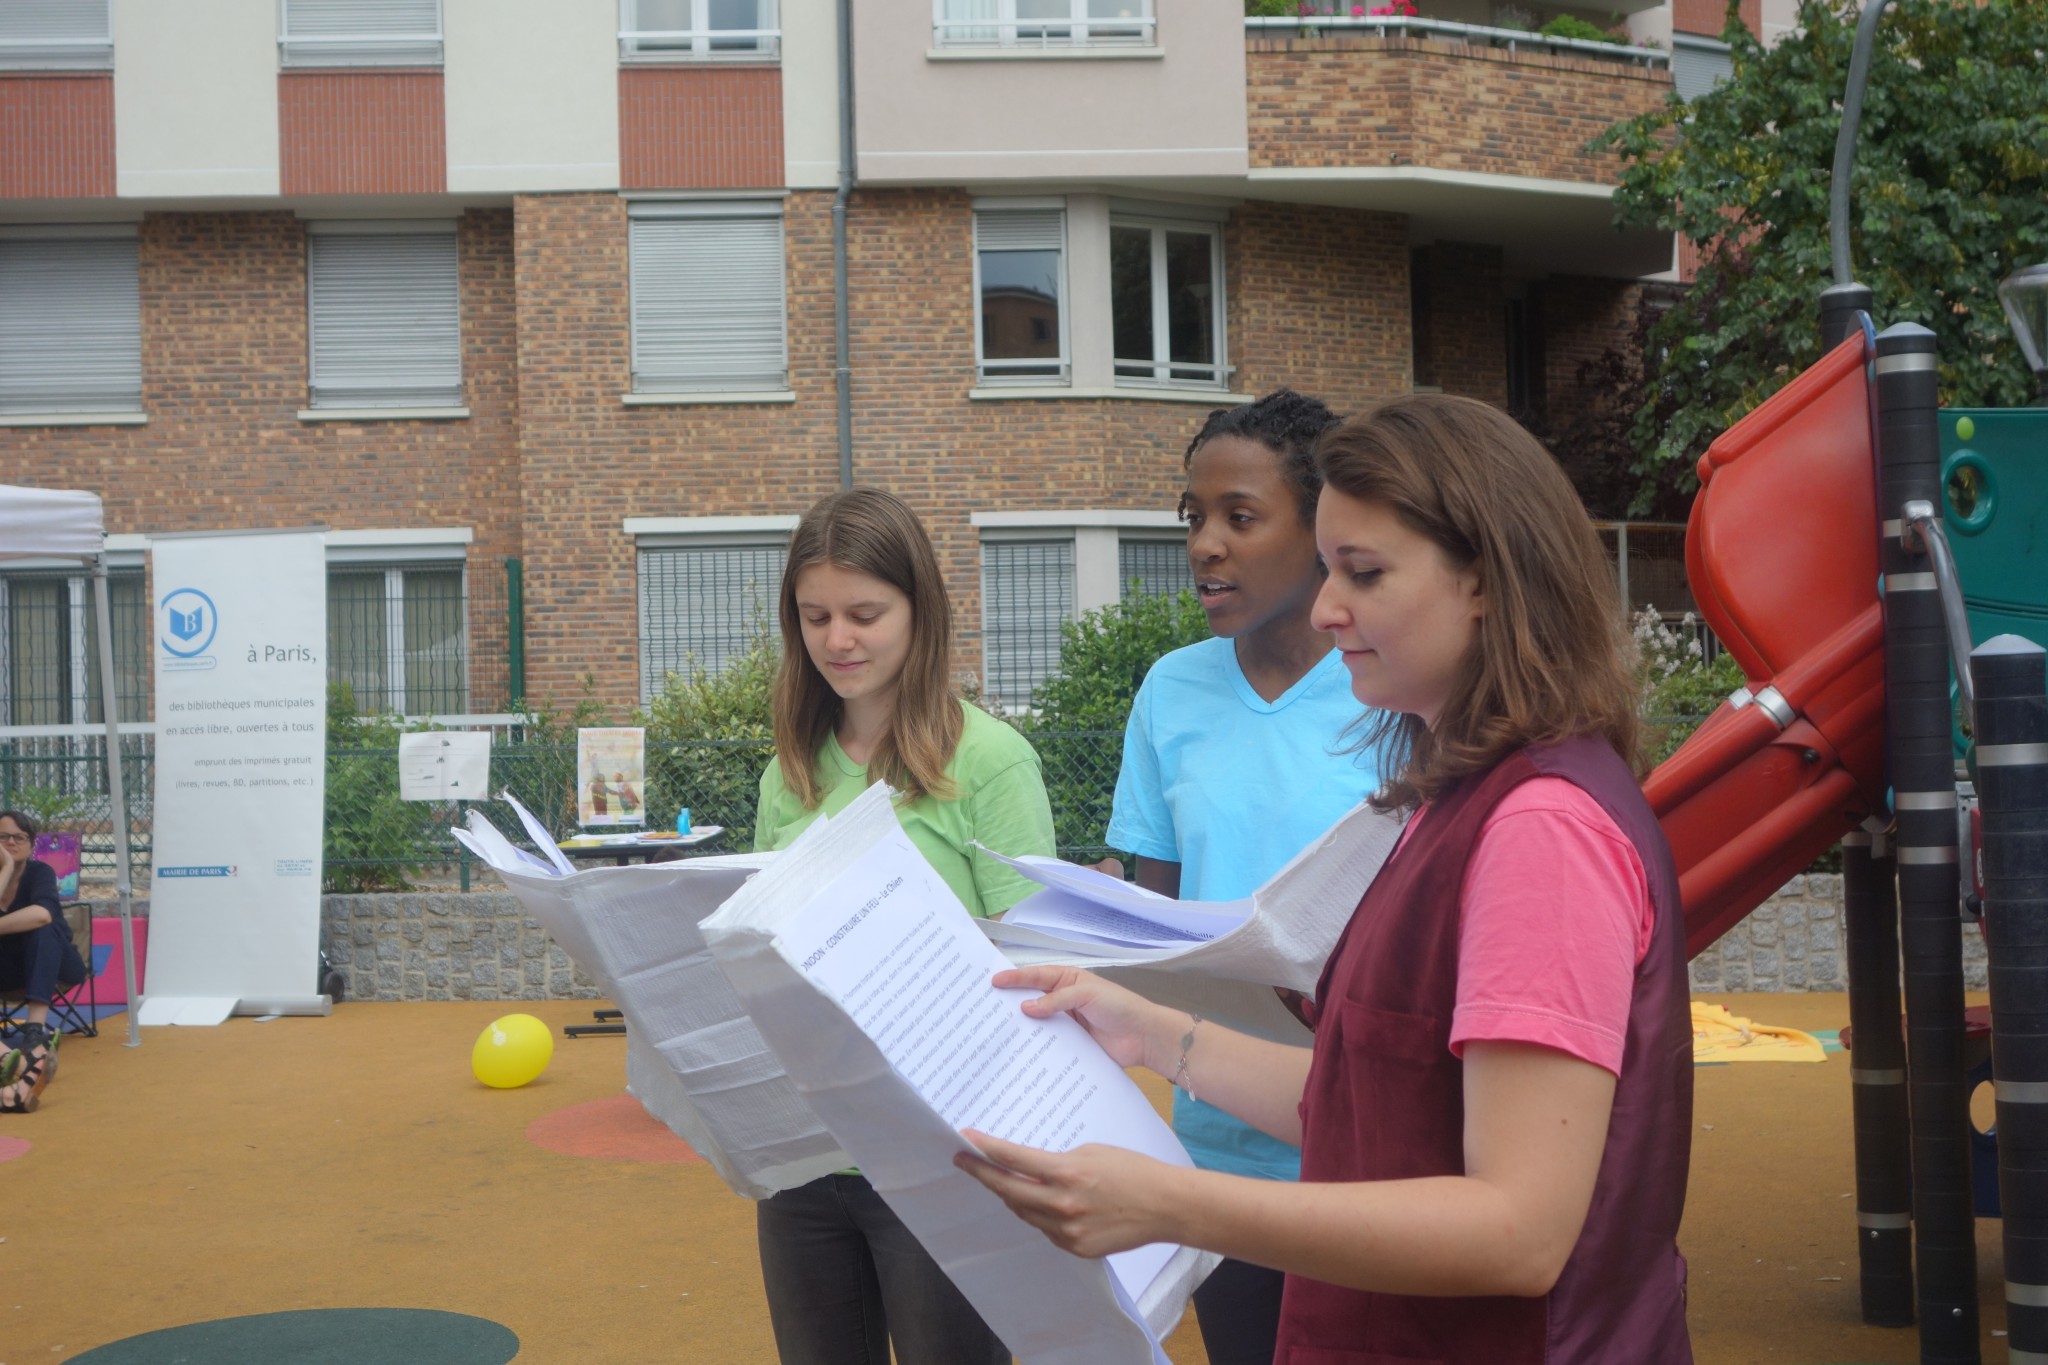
753,701,1056,917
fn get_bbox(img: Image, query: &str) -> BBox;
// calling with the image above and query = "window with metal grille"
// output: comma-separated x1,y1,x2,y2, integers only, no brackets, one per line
975,208,1067,383
1111,216,1226,389
0,228,141,416
629,202,789,394
0,0,111,69
981,539,1075,710
1117,535,1193,601
637,542,785,700
935,0,1153,49
620,0,779,60
327,564,468,715
0,569,148,726
281,0,442,67
307,223,463,410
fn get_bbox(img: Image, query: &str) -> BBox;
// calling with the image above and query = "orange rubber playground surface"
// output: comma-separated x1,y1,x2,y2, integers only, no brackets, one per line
2,991,1998,1364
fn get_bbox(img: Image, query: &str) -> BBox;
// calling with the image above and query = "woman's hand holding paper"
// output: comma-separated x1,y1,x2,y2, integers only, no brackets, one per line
991,965,1185,1073
954,1132,1183,1259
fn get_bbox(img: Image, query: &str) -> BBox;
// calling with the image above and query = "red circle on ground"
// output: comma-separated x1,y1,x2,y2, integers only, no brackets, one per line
527,1095,705,1164
0,1136,30,1162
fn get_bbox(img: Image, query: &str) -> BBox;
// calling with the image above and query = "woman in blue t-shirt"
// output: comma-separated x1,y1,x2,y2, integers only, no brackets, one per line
1105,389,1384,1365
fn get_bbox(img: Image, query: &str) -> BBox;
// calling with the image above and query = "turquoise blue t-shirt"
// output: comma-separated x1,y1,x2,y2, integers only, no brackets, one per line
1106,636,1383,1181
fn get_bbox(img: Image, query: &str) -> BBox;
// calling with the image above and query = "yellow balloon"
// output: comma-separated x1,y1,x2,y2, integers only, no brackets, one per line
471,1012,554,1089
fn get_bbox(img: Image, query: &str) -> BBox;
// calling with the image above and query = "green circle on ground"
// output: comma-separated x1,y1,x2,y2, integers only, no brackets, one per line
70,1309,518,1365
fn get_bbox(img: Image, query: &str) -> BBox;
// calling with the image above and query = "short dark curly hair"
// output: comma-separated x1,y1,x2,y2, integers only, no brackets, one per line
1178,388,1342,526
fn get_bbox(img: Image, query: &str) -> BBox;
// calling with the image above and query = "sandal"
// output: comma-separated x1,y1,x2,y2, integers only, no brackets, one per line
14,1023,56,1092
0,1047,21,1088
0,1071,36,1114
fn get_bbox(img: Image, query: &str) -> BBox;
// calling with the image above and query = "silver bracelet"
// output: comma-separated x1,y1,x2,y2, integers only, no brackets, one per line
1170,1012,1202,1101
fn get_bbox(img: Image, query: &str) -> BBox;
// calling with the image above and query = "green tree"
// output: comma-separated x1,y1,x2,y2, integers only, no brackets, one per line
1593,0,2048,510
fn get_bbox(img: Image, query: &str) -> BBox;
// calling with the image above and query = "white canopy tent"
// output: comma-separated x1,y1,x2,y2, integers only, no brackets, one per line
0,485,142,1047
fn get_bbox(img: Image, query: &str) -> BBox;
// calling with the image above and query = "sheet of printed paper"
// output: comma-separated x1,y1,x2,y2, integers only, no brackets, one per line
704,782,1211,1364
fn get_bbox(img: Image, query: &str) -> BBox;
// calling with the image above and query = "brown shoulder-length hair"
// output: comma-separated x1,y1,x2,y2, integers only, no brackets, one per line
771,487,962,808
1319,393,1640,812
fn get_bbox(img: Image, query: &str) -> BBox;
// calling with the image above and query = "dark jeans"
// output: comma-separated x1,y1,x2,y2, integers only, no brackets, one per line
756,1172,1010,1365
1192,1255,1286,1365
0,916,86,1008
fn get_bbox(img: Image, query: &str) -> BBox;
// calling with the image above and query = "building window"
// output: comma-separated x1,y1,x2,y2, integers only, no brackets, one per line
1110,216,1225,389
934,0,1154,49
1671,33,1732,101
975,512,1185,709
0,0,112,70
637,538,787,700
1117,534,1193,601
974,207,1067,384
0,227,142,417
620,0,779,61
629,201,789,395
306,222,463,411
0,567,148,728
981,539,1075,711
280,0,442,67
327,562,468,715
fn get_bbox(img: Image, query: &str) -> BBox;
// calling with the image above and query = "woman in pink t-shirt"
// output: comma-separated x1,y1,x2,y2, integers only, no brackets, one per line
958,394,1693,1364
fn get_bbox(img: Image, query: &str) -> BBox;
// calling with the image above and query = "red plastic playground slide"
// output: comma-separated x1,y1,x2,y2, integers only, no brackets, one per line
1646,334,1892,959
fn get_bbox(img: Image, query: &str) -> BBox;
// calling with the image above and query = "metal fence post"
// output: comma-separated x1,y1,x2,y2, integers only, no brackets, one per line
506,557,526,705
1844,818,1915,1324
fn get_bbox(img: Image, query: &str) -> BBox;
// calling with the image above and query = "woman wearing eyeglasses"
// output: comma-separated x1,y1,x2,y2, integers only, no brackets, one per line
0,809,85,1113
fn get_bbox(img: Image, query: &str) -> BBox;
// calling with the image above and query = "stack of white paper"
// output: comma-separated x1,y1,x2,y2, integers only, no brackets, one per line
702,782,1217,1365
458,795,856,1199
977,801,1406,1043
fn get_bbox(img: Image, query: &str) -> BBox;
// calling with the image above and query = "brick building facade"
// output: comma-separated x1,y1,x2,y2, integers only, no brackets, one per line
1,0,1734,724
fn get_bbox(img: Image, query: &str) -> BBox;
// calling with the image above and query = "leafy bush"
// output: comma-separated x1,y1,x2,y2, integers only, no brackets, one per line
5,785,88,830
1021,589,1212,858
1634,608,1746,766
1538,13,1612,42
324,682,441,893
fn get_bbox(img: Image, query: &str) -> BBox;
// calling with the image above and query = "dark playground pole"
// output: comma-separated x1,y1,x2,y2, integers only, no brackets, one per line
1876,321,1979,1363
1844,819,1916,1325
1977,636,2048,1360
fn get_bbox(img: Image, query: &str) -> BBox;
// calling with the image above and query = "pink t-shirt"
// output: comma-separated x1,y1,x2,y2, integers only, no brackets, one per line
1399,777,1652,1077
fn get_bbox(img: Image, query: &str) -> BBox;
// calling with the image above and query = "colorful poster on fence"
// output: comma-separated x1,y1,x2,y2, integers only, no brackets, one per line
140,530,329,1025
577,727,646,826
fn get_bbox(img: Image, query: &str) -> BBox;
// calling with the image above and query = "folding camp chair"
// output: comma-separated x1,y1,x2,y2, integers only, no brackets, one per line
0,903,98,1039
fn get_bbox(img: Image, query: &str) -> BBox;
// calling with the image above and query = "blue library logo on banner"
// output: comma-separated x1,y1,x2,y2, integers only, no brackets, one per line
158,586,219,667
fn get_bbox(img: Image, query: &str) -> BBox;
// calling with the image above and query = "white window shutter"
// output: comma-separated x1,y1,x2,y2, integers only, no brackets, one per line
630,208,789,393
281,0,442,66
974,209,1063,254
308,228,463,409
0,0,112,69
0,232,142,415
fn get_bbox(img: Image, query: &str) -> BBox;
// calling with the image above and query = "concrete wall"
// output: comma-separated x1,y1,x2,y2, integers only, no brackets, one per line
445,0,618,193
113,0,279,198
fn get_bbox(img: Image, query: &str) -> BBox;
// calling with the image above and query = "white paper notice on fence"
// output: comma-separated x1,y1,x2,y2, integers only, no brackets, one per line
466,807,856,1199
141,530,329,1024
977,800,1407,1044
703,782,1214,1365
398,731,491,802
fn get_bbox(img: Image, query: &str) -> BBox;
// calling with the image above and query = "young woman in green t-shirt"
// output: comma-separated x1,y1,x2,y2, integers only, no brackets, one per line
752,485,1054,1365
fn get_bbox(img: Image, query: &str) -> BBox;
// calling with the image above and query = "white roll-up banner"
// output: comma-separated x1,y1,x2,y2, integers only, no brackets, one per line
139,532,329,1024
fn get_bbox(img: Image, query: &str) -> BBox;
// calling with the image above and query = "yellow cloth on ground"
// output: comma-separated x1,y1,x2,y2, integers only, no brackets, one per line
1691,1002,1829,1063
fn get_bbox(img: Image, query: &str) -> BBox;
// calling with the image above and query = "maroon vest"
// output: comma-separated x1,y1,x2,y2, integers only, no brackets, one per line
1276,736,1694,1365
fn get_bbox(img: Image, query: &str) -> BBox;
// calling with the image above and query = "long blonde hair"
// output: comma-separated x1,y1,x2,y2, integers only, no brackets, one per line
771,487,962,807
1318,394,1641,811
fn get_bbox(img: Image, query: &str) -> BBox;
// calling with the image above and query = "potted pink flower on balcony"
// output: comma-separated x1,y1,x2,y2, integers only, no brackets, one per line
1367,0,1418,14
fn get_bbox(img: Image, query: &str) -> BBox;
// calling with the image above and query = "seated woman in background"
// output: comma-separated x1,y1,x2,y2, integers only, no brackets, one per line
751,485,1057,1365
0,808,86,1114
